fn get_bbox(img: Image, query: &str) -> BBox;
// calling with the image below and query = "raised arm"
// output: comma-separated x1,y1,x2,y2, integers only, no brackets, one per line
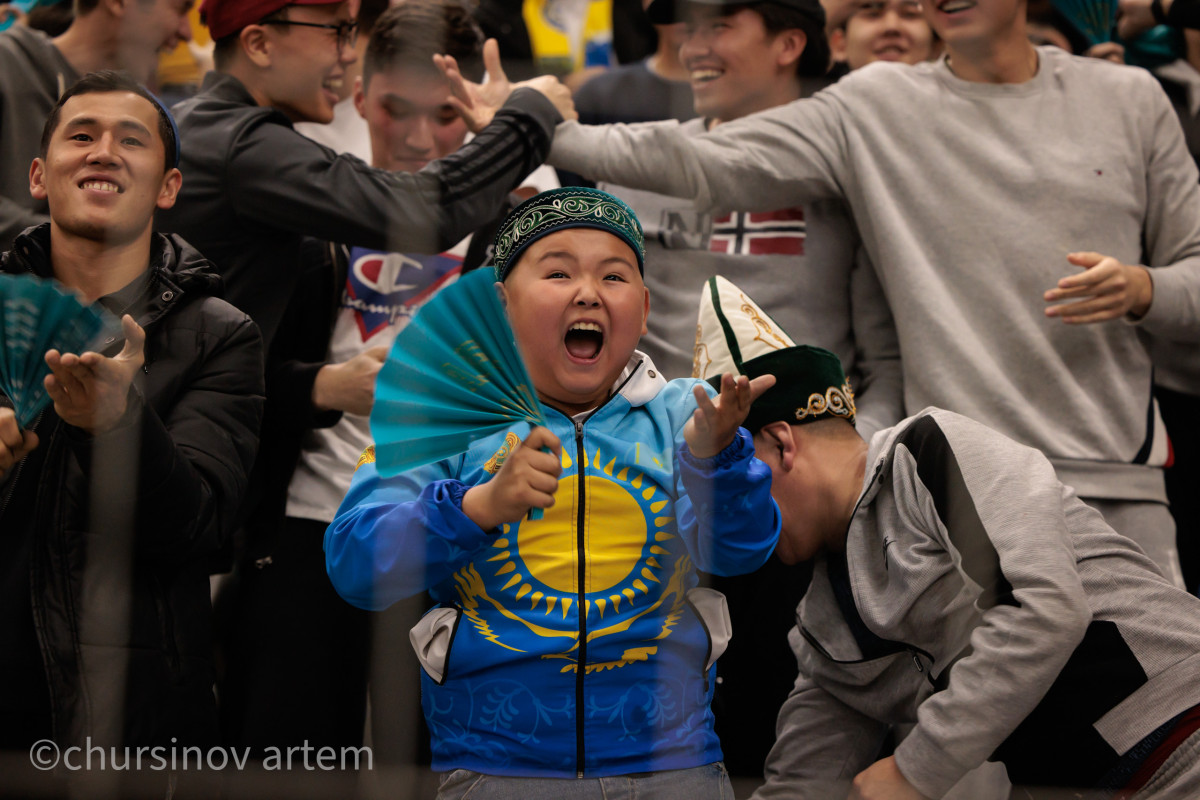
672,377,781,575
547,87,850,216
227,88,562,255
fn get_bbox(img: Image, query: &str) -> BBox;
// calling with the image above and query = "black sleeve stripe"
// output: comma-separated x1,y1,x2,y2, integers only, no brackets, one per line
896,416,1020,610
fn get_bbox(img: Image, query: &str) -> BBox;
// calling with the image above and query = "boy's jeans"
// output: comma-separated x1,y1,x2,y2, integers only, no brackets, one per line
436,762,733,800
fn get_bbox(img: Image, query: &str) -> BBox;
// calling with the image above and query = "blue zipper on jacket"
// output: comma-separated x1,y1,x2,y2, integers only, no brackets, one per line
574,418,587,778
544,361,643,778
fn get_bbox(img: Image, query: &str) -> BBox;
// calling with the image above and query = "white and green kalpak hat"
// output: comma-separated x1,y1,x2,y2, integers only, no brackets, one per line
694,275,856,432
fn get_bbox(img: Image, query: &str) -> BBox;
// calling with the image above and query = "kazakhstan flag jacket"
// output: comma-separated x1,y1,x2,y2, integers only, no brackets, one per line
325,353,780,777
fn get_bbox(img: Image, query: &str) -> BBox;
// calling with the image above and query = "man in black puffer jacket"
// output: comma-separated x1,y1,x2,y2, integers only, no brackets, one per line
0,71,264,764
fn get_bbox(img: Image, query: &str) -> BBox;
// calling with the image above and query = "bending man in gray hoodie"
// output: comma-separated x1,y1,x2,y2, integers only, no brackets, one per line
693,286,1200,799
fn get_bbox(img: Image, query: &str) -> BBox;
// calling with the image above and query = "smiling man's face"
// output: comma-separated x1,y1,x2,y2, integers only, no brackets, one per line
680,5,801,122
833,0,934,68
30,91,180,245
258,2,358,124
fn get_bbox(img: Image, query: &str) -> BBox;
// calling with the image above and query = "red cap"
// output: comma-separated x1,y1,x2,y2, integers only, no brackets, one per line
200,0,342,41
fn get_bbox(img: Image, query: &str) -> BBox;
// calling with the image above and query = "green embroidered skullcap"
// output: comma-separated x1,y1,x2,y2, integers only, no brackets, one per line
695,275,855,432
493,187,646,281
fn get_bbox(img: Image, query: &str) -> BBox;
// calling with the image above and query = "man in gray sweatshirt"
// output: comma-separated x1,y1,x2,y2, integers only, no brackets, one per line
546,0,1200,586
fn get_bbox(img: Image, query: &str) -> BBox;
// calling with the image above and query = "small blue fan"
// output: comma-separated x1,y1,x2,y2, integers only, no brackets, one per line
371,267,549,516
1051,0,1119,45
0,274,111,428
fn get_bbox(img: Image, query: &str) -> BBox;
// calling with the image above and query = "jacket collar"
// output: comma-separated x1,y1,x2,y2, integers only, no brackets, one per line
3,224,224,332
613,350,667,408
198,71,296,128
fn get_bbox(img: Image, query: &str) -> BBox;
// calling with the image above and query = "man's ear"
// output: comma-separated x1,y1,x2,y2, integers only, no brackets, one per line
494,280,508,309
241,25,273,68
353,75,367,118
157,168,183,210
29,158,47,201
830,28,848,64
760,421,797,471
102,0,127,20
641,285,650,336
775,28,808,71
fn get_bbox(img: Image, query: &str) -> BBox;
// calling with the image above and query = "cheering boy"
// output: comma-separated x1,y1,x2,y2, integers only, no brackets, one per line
325,187,779,797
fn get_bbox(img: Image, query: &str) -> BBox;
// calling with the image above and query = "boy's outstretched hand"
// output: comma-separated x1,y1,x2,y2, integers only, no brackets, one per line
462,426,563,531
685,373,776,459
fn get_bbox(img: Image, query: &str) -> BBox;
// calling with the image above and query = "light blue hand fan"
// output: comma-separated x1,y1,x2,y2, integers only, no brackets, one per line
0,274,112,428
1051,0,1119,45
370,267,549,517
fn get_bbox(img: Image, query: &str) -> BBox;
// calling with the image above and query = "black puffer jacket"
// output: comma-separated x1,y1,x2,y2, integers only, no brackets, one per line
0,225,264,748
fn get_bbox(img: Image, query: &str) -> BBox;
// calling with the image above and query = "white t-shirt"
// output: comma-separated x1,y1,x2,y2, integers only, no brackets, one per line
286,238,470,522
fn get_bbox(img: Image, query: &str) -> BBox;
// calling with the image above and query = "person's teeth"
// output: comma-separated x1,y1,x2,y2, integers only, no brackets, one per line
570,322,602,332
691,69,722,82
82,181,119,193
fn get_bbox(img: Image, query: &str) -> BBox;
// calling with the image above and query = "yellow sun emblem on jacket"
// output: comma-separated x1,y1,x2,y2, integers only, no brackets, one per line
453,441,689,670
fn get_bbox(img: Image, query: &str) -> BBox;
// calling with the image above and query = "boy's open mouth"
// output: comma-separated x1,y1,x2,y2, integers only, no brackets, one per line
565,321,604,361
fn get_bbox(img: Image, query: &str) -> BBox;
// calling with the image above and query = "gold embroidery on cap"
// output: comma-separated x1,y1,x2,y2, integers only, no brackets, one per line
740,293,790,352
795,381,856,424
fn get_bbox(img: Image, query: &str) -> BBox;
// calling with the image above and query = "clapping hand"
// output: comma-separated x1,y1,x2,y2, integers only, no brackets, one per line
44,314,145,435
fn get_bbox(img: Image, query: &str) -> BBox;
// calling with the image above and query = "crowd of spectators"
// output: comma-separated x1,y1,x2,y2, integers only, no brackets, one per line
2,0,1200,797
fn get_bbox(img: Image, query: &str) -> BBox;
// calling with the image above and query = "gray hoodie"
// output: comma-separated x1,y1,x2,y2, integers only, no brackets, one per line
753,409,1200,799
0,24,75,250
